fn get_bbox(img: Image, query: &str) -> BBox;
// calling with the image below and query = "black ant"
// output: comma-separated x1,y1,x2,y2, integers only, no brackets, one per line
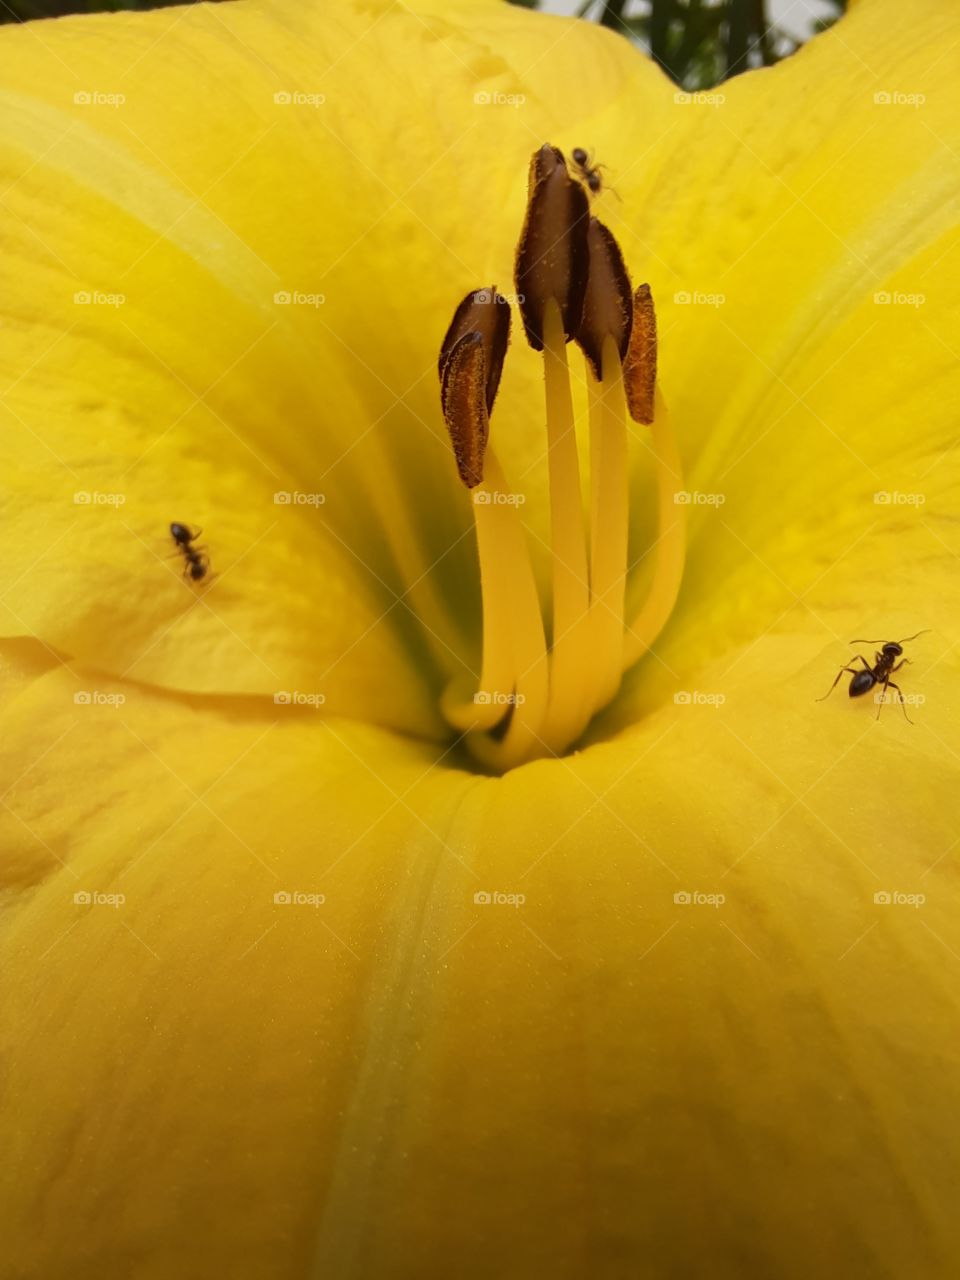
818,630,928,722
169,522,210,582
569,147,619,200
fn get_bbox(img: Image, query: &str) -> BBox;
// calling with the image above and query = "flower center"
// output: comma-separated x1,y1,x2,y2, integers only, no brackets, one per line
437,145,686,772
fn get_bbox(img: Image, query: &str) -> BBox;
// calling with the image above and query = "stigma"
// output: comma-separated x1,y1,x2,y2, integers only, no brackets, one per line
437,144,684,771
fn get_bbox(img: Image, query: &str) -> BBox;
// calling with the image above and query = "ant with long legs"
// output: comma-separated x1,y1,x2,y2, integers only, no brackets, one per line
818,630,928,722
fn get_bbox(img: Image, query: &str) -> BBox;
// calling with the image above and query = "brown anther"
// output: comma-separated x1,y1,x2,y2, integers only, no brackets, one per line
439,287,511,415
574,217,633,381
622,284,657,424
514,144,590,350
440,332,489,489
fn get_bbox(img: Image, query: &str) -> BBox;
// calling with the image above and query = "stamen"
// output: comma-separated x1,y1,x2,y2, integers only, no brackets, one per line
576,218,634,716
537,300,592,747
437,291,549,766
512,149,596,751
620,286,686,666
623,388,687,666
623,283,657,426
435,151,685,770
515,144,590,350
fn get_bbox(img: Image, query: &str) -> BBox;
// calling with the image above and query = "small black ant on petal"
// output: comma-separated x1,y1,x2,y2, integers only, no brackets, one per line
569,147,619,200
170,522,210,583
818,630,928,722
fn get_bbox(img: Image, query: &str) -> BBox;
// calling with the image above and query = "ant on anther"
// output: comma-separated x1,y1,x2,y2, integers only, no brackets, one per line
569,147,619,200
169,522,210,583
818,630,928,722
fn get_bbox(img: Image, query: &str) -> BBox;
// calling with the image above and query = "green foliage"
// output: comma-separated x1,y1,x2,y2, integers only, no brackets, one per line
1,0,227,20
560,0,846,89
2,0,848,87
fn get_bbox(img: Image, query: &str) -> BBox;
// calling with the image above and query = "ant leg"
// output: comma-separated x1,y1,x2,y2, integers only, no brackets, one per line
875,676,890,719
890,658,910,673
887,681,913,724
817,666,859,701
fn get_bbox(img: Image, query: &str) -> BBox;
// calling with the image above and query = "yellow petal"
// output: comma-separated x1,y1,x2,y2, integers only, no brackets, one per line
2,636,959,1273
3,0,960,1275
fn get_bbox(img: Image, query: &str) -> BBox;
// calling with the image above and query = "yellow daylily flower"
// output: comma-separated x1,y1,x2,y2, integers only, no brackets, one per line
2,0,960,1275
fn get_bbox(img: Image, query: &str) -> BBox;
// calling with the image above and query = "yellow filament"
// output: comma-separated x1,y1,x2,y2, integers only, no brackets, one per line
623,387,686,667
538,301,593,748
442,457,523,734
443,451,550,769
466,451,550,770
585,336,629,714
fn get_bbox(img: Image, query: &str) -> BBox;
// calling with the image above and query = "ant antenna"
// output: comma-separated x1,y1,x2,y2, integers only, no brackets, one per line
849,629,930,645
